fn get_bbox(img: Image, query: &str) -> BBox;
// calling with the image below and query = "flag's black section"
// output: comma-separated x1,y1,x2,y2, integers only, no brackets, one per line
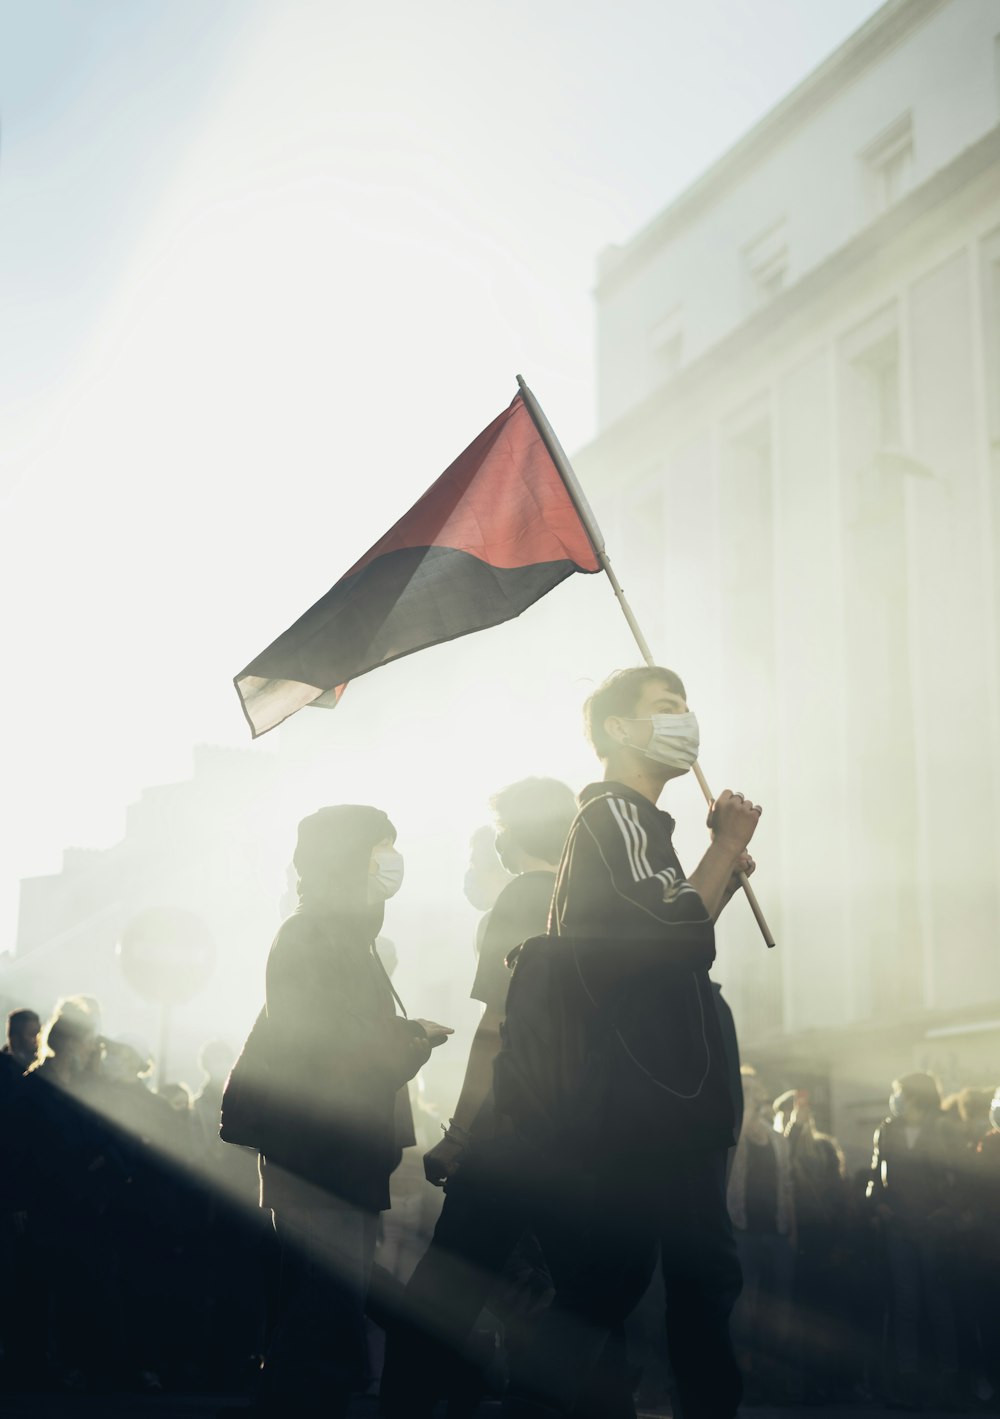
237,547,582,735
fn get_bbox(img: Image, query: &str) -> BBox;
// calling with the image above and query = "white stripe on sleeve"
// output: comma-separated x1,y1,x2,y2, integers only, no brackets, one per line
608,797,642,883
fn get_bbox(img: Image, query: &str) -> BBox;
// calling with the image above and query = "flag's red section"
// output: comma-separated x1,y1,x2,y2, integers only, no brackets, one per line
235,390,601,737
343,394,600,578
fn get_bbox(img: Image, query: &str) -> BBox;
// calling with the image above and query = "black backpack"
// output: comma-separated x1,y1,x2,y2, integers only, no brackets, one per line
492,934,617,1155
493,933,734,1159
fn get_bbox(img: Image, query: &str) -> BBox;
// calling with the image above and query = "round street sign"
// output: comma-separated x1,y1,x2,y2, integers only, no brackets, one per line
117,907,216,1007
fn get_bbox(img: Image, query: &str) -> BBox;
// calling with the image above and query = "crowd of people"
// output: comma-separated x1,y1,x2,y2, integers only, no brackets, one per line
0,998,270,1397
0,665,998,1416
724,1067,1000,1411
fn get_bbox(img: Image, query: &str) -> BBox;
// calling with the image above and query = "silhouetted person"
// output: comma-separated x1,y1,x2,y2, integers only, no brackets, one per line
17,1000,128,1387
772,1087,848,1401
868,1070,960,1409
972,1088,1000,1400
233,805,451,1416
0,1008,41,1387
98,1039,168,1141
943,1085,994,1153
0,1008,39,1200
727,1069,795,1401
465,824,516,917
942,1085,996,1396
381,777,576,1417
497,667,760,1419
1,1008,40,1081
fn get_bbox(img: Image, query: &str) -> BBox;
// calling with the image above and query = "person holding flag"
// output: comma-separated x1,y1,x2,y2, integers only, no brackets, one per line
494,666,761,1419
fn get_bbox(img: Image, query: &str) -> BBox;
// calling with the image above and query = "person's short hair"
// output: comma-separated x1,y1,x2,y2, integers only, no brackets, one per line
489,777,577,866
198,1039,235,1081
53,995,102,1037
895,1071,942,1116
39,1000,98,1065
6,1008,40,1043
955,1086,993,1125
583,667,687,761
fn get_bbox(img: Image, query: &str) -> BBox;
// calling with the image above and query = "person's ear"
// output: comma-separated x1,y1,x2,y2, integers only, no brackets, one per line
604,715,630,747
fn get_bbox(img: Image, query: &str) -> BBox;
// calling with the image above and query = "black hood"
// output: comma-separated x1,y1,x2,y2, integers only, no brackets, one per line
293,804,396,928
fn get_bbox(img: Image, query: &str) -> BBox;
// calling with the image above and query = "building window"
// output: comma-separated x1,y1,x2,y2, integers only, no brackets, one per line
839,305,913,523
861,114,914,216
648,308,683,382
743,221,788,310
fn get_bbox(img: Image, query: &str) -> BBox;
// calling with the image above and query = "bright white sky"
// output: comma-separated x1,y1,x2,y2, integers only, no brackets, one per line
0,0,884,950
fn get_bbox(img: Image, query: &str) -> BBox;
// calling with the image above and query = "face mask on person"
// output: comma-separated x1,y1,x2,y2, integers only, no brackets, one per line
889,1089,905,1119
632,712,700,771
367,848,404,904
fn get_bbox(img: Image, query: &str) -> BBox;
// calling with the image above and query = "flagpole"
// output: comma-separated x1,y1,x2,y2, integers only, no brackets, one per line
516,374,776,949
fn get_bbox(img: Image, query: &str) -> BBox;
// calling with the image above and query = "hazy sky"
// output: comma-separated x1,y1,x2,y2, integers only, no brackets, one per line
0,0,884,948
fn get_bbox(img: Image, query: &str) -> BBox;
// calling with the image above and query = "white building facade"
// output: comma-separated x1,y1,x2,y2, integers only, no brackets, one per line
576,0,1000,1145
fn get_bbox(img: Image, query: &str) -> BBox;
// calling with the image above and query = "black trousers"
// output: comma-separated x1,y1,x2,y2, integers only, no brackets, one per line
382,1136,741,1419
261,1200,378,1415
506,1146,743,1419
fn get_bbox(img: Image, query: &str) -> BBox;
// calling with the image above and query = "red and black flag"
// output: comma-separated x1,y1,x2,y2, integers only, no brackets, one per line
235,393,601,737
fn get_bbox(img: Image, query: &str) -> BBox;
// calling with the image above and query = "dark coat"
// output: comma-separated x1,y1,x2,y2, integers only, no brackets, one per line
259,913,430,1211
255,806,431,1213
868,1112,956,1225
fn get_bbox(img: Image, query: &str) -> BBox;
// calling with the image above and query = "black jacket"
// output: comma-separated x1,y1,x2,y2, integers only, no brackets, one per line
253,804,432,1213
259,911,430,1212
868,1113,957,1225
549,781,735,1162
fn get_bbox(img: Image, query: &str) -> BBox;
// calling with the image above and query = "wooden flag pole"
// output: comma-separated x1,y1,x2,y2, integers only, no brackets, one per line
516,374,776,949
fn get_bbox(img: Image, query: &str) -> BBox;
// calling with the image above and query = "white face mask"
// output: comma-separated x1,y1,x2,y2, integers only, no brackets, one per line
629,711,700,771
367,847,404,904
